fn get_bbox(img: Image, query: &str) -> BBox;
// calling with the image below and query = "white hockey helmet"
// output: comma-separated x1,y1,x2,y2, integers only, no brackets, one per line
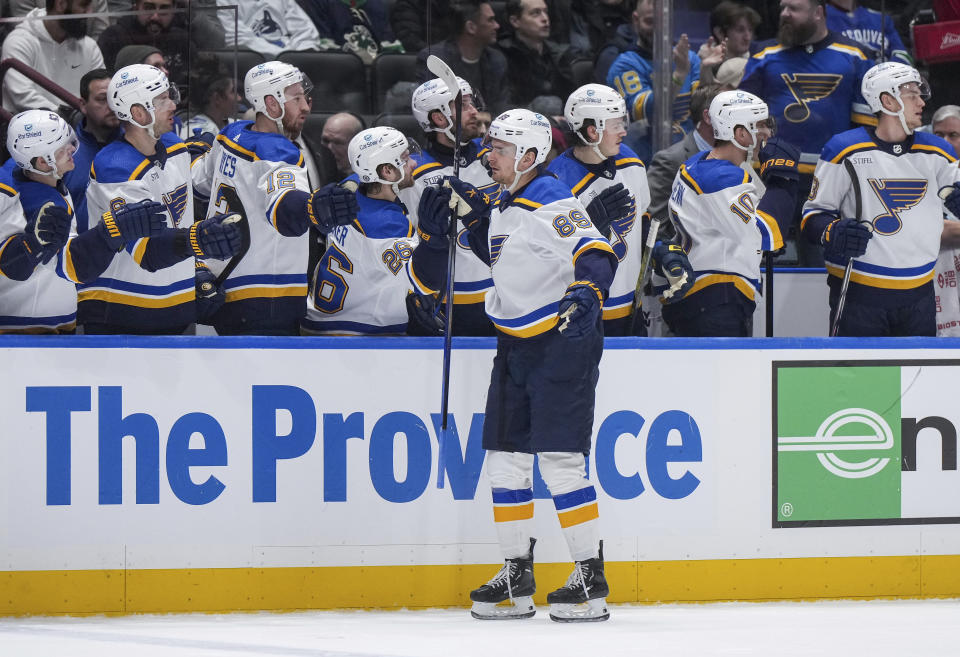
565,83,627,160
348,126,414,194
244,61,312,130
411,76,474,143
709,90,769,151
7,109,78,179
108,64,179,138
861,61,929,135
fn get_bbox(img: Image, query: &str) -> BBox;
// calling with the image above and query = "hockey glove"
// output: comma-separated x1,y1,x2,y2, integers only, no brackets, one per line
195,263,225,324
27,202,72,262
97,200,167,251
652,241,695,302
444,177,493,233
821,217,872,263
416,184,453,250
758,137,800,183
586,183,632,235
185,132,215,161
941,182,960,217
405,291,446,336
307,182,359,234
190,213,243,259
557,281,603,339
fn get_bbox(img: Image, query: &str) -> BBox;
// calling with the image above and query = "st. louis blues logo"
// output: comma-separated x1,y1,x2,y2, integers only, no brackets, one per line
867,178,927,235
162,183,189,227
608,197,638,262
489,234,509,266
780,73,842,122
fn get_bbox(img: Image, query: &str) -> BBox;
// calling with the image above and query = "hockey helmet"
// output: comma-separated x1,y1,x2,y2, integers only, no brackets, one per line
861,62,929,134
108,64,180,138
348,126,416,192
411,76,475,143
7,109,78,179
709,90,770,151
484,109,552,170
564,83,627,160
244,61,312,127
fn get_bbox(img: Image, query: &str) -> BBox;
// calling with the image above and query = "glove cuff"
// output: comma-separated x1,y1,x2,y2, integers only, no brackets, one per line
821,218,838,246
306,191,320,229
416,225,447,249
189,222,204,257
568,280,604,304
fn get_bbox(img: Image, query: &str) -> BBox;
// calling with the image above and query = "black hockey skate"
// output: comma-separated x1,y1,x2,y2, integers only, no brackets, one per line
547,541,609,622
469,538,536,620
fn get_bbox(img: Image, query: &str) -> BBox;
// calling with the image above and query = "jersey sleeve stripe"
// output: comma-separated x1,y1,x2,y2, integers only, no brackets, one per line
570,172,595,195
756,209,784,251
0,235,16,278
407,262,438,295
679,165,703,194
129,158,153,181
912,143,958,162
572,238,615,263
632,91,651,122
217,135,258,162
131,237,149,265
269,188,294,231
0,182,16,197
829,142,877,163
62,237,80,283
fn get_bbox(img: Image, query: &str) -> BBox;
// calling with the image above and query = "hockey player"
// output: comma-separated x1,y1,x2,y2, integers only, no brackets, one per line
0,109,166,333
401,76,498,335
193,61,358,335
412,109,620,622
82,63,242,334
548,83,694,336
803,62,960,337
663,91,798,337
301,127,418,335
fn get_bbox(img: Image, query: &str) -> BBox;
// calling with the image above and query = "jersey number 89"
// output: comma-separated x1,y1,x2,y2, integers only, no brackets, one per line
552,210,592,237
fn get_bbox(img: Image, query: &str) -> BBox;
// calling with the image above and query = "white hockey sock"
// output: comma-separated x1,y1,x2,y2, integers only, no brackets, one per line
539,452,601,563
486,451,535,559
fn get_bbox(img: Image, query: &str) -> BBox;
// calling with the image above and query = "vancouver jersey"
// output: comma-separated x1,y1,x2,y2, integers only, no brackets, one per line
668,151,784,309
302,184,415,334
194,121,311,329
802,127,960,303
740,33,875,173
547,145,650,325
0,165,78,332
826,5,911,65
82,132,196,330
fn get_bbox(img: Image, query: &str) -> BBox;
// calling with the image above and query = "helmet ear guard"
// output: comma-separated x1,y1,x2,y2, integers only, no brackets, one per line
7,110,78,179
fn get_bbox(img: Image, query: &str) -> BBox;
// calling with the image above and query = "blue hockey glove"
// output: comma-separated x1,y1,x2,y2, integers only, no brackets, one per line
416,184,453,250
405,291,446,336
97,200,167,251
758,137,800,183
190,213,242,259
557,281,603,339
652,241,694,302
444,176,493,233
821,217,872,263
185,132,214,161
194,263,224,324
26,202,72,262
307,181,359,234
586,183,632,234
941,182,960,217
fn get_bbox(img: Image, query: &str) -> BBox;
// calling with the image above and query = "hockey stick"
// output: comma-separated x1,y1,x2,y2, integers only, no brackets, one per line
832,158,863,336
628,217,661,335
426,54,463,489
764,251,774,337
212,185,251,288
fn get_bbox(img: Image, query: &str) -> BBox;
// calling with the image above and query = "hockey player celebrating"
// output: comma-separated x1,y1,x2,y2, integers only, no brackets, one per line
0,110,166,332
663,91,798,337
193,61,358,335
401,76,498,335
802,62,960,336
411,109,617,622
548,83,695,336
82,64,243,334
301,127,418,335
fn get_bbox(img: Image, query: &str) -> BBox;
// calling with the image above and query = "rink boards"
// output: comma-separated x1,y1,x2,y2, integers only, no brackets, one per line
2,335,960,615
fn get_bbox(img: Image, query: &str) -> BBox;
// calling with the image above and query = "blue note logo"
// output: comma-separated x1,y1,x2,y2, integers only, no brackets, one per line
867,178,927,235
780,73,843,122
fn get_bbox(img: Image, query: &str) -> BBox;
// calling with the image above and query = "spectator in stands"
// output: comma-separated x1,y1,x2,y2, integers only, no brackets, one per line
1,0,105,113
498,0,575,109
932,105,960,154
63,68,121,215
709,1,760,60
216,0,321,57
176,53,239,139
593,3,636,85
96,0,197,87
646,84,720,224
321,112,366,179
568,0,631,61
114,44,167,75
176,0,226,50
10,0,108,39
390,0,450,54
739,0,873,265
299,0,403,65
606,0,700,164
415,1,511,116
826,0,911,65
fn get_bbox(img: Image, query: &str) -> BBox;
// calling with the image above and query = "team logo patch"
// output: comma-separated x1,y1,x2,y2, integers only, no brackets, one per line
867,178,927,235
780,73,843,123
489,234,509,266
162,183,189,228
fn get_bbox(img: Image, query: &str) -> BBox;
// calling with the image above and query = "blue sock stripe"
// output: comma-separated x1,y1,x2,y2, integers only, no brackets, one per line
552,486,596,511
491,487,534,504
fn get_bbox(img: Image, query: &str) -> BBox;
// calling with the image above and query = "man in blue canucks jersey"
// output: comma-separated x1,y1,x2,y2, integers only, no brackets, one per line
1,109,166,333
82,64,243,334
803,62,960,336
412,109,617,623
826,0,911,65
192,61,358,335
606,0,700,165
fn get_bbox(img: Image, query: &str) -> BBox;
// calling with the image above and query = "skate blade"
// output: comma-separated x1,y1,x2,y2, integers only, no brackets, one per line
470,597,536,620
549,597,609,623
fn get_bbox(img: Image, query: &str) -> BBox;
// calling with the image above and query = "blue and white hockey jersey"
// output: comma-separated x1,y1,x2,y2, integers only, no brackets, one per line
802,127,960,306
740,33,875,174
826,4,911,65
548,146,650,333
302,183,415,335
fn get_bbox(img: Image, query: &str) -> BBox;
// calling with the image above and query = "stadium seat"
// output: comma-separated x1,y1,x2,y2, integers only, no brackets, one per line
278,51,369,114
371,53,419,113
571,59,595,88
374,113,426,146
197,50,265,81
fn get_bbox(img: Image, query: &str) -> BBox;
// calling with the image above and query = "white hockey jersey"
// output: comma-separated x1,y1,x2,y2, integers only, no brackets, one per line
302,185,416,335
82,131,196,330
548,145,650,322
802,127,960,296
668,151,784,305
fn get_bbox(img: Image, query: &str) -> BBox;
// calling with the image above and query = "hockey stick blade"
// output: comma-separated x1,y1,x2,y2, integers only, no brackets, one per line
426,55,461,105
